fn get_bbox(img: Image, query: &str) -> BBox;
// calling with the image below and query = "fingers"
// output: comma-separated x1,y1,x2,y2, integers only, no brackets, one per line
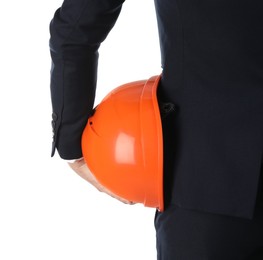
96,183,135,205
67,160,135,205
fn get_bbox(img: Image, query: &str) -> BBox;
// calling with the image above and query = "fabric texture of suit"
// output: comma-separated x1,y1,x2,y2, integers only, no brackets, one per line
49,0,263,220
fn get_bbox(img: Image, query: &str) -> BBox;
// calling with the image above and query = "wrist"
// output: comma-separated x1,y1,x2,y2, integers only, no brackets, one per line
65,157,83,163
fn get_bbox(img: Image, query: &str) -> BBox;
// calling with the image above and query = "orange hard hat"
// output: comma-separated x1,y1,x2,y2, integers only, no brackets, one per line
81,75,164,211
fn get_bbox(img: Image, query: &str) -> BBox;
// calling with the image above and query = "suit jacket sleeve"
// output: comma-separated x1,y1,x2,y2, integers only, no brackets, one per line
49,0,125,159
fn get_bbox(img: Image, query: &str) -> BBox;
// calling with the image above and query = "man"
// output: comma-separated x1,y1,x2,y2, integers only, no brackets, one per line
49,0,263,259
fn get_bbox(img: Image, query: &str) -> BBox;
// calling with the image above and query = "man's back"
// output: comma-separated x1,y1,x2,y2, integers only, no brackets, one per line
154,0,263,219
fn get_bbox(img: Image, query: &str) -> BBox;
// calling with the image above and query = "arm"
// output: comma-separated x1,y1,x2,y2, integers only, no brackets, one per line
49,0,133,204
49,0,125,159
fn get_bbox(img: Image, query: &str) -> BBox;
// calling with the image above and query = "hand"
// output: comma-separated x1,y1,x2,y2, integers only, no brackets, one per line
68,158,134,205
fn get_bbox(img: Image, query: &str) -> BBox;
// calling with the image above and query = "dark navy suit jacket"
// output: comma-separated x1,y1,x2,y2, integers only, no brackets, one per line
49,0,263,219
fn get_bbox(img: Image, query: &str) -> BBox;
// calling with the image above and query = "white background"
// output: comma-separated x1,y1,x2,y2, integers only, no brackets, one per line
0,0,161,259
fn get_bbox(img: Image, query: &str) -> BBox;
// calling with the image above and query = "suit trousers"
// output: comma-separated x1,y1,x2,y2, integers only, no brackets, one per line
154,172,263,260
